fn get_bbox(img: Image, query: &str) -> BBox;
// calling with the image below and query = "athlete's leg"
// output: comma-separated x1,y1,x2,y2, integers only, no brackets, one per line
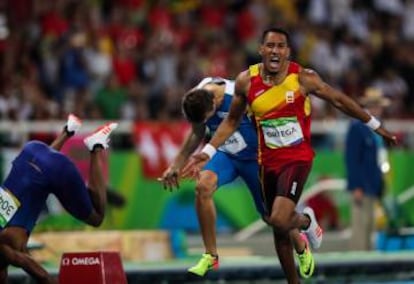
50,130,71,151
289,228,305,253
195,152,237,256
55,123,117,227
238,161,307,257
188,153,237,276
86,147,107,224
263,162,314,283
272,226,299,283
50,114,82,151
195,170,219,256
83,123,118,226
53,155,98,225
266,162,313,234
238,161,306,251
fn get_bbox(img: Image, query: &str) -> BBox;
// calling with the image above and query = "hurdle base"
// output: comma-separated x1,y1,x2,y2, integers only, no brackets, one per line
59,251,127,284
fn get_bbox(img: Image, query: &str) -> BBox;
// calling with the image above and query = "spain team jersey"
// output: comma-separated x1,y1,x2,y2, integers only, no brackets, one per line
246,62,314,169
202,78,258,160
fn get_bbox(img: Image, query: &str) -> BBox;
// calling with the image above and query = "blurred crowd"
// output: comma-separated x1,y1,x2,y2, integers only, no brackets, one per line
0,0,413,123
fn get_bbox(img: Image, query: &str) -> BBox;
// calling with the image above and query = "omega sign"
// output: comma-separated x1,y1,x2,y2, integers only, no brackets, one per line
61,257,100,266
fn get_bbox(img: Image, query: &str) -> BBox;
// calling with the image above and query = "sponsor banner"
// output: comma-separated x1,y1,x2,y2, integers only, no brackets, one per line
59,252,126,284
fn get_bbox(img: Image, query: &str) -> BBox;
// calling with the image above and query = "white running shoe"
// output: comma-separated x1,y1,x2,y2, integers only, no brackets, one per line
84,122,118,151
303,206,323,249
65,114,82,135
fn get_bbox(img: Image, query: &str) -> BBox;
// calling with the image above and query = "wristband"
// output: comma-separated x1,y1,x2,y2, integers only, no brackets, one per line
201,143,217,159
365,116,381,130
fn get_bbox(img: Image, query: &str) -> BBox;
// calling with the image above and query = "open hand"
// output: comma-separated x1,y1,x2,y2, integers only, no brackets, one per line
158,167,180,191
181,153,210,179
376,127,398,146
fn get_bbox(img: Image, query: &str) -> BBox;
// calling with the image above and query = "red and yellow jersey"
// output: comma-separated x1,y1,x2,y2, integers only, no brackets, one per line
247,61,314,169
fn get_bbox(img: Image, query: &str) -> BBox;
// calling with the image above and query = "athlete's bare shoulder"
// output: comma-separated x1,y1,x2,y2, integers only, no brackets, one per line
298,67,324,93
237,69,251,81
299,67,319,79
235,69,250,97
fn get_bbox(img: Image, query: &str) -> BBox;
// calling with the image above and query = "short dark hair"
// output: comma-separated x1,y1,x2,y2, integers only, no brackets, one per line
260,27,290,46
182,89,214,123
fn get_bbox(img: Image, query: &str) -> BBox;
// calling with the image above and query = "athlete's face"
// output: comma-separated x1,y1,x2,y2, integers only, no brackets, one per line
259,32,290,75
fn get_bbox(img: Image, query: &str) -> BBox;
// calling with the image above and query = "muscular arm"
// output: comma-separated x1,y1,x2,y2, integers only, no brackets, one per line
208,71,249,149
0,244,55,283
300,69,397,144
170,123,206,171
160,106,206,189
299,69,371,122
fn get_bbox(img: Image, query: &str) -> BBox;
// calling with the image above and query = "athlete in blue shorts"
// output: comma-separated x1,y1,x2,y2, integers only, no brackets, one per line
0,115,118,283
160,77,266,276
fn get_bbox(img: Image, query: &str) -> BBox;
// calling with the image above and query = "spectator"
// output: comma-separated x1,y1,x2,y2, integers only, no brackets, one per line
94,74,127,120
345,87,390,251
0,0,412,120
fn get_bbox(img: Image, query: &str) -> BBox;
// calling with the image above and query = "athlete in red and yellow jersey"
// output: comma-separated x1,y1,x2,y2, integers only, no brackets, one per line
185,27,397,283
247,61,314,171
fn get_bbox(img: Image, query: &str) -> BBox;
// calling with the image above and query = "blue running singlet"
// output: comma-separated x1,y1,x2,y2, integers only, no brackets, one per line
199,78,266,217
1,141,93,233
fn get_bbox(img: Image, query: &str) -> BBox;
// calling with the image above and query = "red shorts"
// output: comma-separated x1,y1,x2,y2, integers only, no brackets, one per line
260,161,312,209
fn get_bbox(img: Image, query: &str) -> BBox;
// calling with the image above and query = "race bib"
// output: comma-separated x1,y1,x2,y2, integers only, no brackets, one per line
218,131,247,154
0,187,20,227
260,117,304,149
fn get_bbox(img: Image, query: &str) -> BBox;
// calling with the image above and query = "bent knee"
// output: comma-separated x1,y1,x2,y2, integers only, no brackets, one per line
84,212,104,227
195,171,217,199
268,213,291,233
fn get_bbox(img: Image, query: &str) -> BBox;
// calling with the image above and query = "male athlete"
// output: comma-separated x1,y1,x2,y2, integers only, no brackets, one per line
160,77,316,278
0,114,118,283
184,27,397,283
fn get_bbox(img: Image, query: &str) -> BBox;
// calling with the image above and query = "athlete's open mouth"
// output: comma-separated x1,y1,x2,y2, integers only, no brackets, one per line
269,57,280,69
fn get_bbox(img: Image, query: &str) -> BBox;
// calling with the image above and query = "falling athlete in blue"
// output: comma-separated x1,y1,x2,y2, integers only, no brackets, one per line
0,115,117,283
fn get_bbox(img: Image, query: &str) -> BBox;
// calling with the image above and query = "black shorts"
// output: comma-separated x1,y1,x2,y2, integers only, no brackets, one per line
260,161,312,210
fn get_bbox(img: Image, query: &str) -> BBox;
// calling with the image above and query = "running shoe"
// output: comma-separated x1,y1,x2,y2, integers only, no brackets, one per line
296,233,315,279
84,122,118,151
303,206,323,249
188,253,219,276
65,113,82,136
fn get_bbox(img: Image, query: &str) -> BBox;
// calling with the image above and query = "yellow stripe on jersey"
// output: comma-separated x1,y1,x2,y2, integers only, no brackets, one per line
304,95,311,116
250,73,301,118
249,64,260,76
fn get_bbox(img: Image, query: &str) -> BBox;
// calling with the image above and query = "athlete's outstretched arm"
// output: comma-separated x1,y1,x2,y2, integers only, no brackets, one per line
0,244,57,284
299,69,397,145
160,123,205,190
